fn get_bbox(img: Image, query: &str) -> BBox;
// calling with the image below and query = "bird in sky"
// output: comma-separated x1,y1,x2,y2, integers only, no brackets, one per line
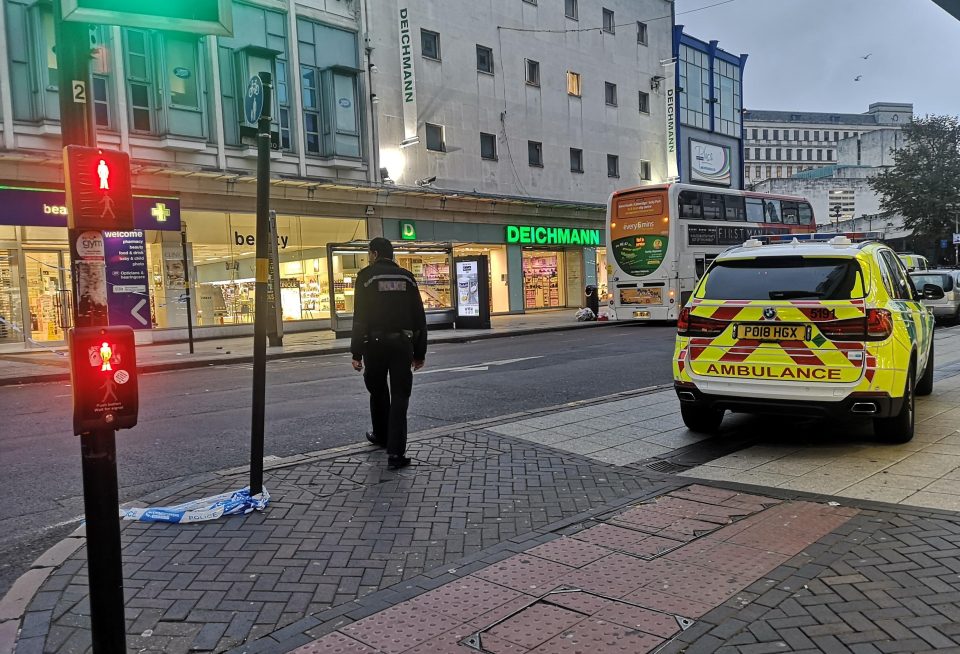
861,53,872,59
854,75,863,82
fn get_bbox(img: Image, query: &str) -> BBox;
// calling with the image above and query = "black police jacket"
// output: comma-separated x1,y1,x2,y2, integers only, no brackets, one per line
350,259,428,361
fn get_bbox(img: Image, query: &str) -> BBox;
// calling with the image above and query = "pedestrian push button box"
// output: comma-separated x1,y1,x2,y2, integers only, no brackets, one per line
69,326,138,435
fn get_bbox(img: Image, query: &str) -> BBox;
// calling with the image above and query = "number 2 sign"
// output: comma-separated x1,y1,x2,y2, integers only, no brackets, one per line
72,80,87,104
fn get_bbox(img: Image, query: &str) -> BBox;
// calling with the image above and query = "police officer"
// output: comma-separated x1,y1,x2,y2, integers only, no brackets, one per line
351,237,427,469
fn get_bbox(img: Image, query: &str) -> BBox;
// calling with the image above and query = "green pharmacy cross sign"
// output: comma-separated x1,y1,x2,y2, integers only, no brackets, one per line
62,0,233,36
506,225,601,247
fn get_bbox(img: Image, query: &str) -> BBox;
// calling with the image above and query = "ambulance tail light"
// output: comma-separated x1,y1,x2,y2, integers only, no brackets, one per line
819,317,868,341
677,308,726,337
866,308,893,341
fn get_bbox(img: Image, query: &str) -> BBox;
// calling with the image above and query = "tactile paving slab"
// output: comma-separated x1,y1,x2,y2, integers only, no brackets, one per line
527,617,664,654
341,603,458,654
472,554,576,594
525,537,611,568
290,632,379,654
406,576,523,622
663,539,787,577
487,603,586,649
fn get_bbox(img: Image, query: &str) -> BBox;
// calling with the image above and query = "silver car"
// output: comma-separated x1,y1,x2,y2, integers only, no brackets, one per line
911,269,960,324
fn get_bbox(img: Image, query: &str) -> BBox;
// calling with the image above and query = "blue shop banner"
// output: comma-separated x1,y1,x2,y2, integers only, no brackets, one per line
103,229,152,329
0,186,180,231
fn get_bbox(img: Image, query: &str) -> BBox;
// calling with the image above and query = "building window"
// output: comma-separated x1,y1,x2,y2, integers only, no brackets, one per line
754,166,761,178
713,58,741,137
165,36,200,110
786,149,792,161
124,29,153,132
275,59,292,151
526,59,540,86
752,128,758,140
766,165,772,178
528,140,543,166
765,148,771,160
787,166,793,176
678,44,711,129
794,129,799,140
844,131,850,138
523,0,537,4
807,148,813,159
480,132,497,160
604,82,617,106
773,129,779,140
421,29,440,60
776,166,782,177
797,149,803,161
813,130,820,141
565,0,578,19
638,90,650,114
476,45,494,74
567,71,581,97
92,75,110,127
602,8,615,33
301,66,321,153
637,21,647,45
640,160,651,180
754,148,760,160
762,129,768,139
745,168,750,180
833,131,839,141
804,130,810,141
426,123,445,151
816,149,823,161
827,149,833,161
607,154,619,177
570,147,583,173
775,148,781,160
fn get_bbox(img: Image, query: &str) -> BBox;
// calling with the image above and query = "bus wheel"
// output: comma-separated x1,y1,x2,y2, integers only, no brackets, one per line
680,403,724,433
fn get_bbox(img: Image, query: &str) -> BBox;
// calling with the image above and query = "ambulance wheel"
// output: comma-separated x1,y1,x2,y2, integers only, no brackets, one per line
680,403,724,433
874,364,915,444
916,341,934,397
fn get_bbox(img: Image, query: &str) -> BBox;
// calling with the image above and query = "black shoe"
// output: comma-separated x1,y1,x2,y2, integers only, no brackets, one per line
366,432,386,447
387,456,412,470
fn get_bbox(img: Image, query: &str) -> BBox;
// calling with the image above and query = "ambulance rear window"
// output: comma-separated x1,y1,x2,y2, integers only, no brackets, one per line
702,256,865,301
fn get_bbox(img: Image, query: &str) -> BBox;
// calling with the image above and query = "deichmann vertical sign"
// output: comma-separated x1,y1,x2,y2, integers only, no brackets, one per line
397,7,419,147
505,225,602,246
664,61,679,180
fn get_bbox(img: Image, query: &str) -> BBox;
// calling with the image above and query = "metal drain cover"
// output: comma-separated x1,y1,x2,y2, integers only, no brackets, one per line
645,460,691,474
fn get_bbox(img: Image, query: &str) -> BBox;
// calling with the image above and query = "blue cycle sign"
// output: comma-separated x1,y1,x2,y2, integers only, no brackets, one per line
244,75,265,124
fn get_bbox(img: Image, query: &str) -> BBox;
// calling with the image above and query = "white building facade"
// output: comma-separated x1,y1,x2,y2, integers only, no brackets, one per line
364,0,674,313
743,102,912,185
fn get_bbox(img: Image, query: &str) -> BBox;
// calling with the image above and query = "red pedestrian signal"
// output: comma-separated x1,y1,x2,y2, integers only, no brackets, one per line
69,326,139,434
63,146,134,230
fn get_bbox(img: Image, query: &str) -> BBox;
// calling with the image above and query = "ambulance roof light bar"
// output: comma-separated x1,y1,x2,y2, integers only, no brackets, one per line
753,232,884,245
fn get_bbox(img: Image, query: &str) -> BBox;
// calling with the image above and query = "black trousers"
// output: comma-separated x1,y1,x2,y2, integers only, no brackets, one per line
363,333,414,457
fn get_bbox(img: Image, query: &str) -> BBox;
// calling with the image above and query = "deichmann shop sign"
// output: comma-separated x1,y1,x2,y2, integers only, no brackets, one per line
664,61,679,180
397,7,419,147
506,225,602,246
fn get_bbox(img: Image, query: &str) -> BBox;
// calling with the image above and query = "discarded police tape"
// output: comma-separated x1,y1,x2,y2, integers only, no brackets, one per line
120,486,269,523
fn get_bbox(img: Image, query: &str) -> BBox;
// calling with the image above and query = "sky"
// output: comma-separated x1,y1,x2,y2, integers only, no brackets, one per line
674,0,960,117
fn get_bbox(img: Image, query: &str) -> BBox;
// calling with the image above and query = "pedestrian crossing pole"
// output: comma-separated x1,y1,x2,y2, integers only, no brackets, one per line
250,72,273,496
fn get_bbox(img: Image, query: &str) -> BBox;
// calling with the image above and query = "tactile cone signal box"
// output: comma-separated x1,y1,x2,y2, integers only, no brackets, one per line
69,326,139,435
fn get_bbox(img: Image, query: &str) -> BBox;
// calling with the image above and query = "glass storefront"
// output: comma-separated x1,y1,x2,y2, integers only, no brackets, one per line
0,249,23,343
174,211,366,326
23,249,72,342
522,249,566,309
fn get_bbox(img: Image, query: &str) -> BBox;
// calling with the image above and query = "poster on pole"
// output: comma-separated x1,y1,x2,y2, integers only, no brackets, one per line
103,229,151,329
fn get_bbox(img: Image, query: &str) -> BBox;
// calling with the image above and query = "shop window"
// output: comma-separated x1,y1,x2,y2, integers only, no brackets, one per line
606,154,619,178
570,148,583,173
523,250,565,309
480,132,497,160
426,123,445,152
476,44,494,74
421,29,440,60
528,140,543,167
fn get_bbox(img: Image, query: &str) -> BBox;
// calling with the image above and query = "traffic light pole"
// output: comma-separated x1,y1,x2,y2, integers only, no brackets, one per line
54,2,127,652
250,72,272,496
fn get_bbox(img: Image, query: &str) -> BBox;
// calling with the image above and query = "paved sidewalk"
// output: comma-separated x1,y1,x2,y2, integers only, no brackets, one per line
0,311,613,386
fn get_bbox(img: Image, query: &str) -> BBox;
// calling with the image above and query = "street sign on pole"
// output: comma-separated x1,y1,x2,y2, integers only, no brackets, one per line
244,75,266,125
61,0,233,36
953,233,960,245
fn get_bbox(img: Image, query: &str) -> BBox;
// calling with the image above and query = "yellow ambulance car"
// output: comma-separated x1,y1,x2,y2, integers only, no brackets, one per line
673,235,940,443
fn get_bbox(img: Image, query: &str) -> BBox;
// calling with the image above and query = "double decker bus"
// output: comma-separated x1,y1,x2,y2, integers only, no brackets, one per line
606,183,817,321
